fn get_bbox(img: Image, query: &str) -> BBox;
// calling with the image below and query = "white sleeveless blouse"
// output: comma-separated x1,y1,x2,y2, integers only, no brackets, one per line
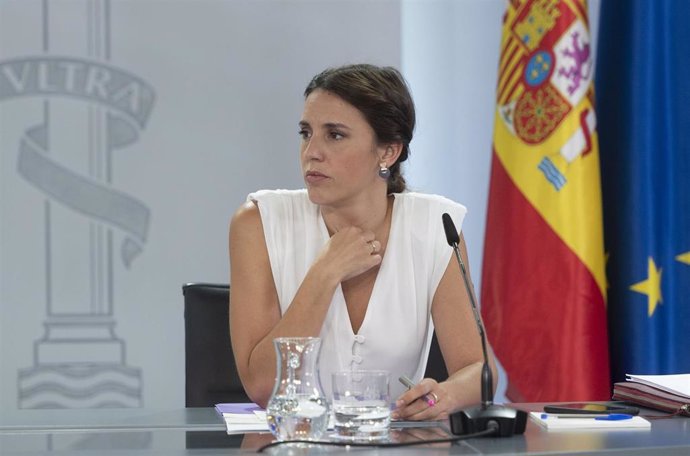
247,189,467,398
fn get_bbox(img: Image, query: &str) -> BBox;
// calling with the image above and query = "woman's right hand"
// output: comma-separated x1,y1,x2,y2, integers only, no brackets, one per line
315,226,382,282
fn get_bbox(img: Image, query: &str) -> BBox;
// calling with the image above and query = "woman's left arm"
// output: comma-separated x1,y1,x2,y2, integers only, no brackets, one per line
393,233,497,421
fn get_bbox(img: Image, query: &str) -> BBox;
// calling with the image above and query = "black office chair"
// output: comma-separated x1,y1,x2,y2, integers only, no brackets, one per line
183,283,250,407
183,282,448,408
425,332,448,381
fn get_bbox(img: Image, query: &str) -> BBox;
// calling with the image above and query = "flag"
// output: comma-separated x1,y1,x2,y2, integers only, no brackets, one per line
596,1,690,381
480,0,609,402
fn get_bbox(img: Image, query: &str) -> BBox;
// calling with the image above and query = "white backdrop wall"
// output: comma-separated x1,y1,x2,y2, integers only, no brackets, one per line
0,0,599,416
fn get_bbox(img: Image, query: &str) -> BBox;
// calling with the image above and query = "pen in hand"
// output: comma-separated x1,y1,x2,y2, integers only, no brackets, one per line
399,375,437,407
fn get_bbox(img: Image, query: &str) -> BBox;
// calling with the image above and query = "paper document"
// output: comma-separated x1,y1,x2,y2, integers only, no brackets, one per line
215,403,270,434
215,402,337,434
626,374,690,398
529,412,650,430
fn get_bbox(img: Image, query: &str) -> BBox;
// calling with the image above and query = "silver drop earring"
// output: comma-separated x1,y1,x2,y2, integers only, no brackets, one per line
378,162,391,179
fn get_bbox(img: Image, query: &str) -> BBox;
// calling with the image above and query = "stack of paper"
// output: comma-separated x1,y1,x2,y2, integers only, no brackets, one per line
613,373,690,416
215,403,270,434
529,412,651,431
625,374,690,397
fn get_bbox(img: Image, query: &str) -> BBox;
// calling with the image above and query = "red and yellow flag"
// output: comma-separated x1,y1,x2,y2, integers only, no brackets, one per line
481,0,609,401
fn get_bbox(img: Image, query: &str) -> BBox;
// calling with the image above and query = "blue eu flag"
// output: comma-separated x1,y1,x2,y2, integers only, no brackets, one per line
596,0,690,382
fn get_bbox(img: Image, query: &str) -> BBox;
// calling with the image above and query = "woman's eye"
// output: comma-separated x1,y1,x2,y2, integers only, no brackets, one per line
298,129,311,139
329,131,344,140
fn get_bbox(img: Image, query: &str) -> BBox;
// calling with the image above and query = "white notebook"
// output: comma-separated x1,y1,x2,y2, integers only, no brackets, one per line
529,412,651,430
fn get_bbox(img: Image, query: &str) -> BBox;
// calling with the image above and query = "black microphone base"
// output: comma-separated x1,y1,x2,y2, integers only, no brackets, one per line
450,404,527,437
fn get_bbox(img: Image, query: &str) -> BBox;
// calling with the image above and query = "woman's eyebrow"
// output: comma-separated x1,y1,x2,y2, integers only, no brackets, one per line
299,120,352,130
323,122,351,130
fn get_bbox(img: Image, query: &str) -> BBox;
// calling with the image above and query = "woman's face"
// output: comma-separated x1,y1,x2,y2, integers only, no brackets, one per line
299,89,386,207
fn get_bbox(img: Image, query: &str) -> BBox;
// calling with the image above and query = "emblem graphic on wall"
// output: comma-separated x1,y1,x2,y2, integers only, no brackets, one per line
496,0,596,191
0,1,155,408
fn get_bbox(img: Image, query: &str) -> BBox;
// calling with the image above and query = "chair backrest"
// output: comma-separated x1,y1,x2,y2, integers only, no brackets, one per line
183,283,250,407
182,282,447,407
425,331,449,381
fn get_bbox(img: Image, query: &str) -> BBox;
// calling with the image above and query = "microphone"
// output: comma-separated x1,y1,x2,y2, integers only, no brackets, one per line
441,213,526,437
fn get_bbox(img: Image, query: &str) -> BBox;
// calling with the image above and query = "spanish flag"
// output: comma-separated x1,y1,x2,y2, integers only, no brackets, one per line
481,0,609,401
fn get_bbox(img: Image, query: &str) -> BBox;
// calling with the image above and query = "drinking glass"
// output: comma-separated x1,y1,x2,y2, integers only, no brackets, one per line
331,370,390,440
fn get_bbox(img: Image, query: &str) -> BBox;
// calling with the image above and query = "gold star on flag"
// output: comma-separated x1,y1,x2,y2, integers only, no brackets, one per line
677,251,690,265
629,257,663,317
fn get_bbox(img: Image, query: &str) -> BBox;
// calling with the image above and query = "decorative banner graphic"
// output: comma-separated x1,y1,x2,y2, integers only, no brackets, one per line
1,56,156,266
0,1,155,409
17,124,149,266
0,56,154,126
0,56,155,268
481,0,609,402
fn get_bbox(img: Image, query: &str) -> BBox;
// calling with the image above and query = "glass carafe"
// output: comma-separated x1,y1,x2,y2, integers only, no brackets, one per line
266,337,329,440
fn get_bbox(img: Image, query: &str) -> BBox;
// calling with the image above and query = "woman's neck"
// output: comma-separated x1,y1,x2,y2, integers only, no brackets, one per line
321,193,393,237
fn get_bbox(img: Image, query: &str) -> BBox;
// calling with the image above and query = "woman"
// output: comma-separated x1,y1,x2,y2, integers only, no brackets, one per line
229,64,496,421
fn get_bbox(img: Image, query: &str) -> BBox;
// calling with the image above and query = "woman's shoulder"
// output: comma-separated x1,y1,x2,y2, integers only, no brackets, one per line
245,188,312,214
395,191,467,215
247,188,309,204
231,189,306,229
231,189,311,240
230,200,261,234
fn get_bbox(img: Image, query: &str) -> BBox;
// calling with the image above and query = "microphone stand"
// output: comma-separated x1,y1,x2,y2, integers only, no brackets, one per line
442,213,527,437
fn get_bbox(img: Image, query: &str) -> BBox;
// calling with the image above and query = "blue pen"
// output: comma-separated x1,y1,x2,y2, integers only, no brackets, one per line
540,413,633,420
594,414,633,421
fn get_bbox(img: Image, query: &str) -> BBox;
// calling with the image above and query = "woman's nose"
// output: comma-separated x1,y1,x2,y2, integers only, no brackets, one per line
303,137,324,160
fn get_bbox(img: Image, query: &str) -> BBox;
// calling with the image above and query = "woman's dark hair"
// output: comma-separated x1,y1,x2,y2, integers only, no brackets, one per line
304,64,415,193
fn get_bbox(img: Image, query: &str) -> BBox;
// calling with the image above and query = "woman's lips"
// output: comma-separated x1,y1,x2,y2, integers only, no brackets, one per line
305,170,329,184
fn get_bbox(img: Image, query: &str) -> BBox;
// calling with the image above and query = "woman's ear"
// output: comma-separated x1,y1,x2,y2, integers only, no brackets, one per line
380,142,403,167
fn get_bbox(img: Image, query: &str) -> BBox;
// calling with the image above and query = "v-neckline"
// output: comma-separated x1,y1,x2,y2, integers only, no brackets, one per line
318,195,399,336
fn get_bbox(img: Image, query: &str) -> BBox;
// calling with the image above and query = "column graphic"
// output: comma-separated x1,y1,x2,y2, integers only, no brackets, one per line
0,0,155,408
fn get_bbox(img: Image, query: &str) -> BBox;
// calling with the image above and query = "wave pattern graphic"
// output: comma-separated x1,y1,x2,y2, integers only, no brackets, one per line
19,369,141,389
538,157,567,190
18,364,142,409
